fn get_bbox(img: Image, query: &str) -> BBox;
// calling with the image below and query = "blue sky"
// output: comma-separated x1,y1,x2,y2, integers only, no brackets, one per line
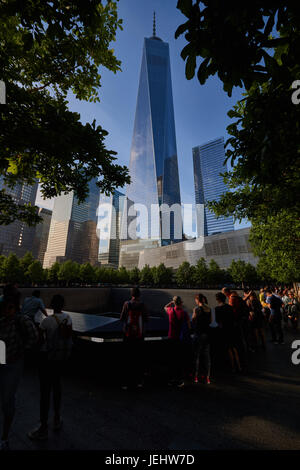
36,0,250,230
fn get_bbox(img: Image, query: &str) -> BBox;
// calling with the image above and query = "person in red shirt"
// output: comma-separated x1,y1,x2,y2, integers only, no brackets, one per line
164,296,191,387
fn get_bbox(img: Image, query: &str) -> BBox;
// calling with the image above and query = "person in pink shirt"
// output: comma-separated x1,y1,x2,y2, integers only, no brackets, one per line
164,296,190,340
164,296,191,387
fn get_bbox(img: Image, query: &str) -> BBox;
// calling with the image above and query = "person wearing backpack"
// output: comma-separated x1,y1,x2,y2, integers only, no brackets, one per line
164,296,191,387
120,287,148,390
192,294,212,385
0,291,38,450
28,295,72,441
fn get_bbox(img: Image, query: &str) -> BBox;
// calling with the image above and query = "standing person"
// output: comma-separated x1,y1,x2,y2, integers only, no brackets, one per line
266,288,284,344
192,294,212,384
286,291,300,329
28,295,72,441
215,292,242,373
21,290,48,322
282,290,291,325
246,292,266,350
259,288,265,305
222,287,246,325
164,296,191,387
259,288,271,322
222,287,248,359
242,289,254,351
0,294,38,450
120,287,148,390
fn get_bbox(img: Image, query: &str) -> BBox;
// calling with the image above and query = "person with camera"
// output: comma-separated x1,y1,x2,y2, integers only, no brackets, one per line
164,296,191,387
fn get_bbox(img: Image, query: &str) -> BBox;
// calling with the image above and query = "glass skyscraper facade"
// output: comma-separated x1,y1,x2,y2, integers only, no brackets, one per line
124,27,182,246
43,179,100,268
32,207,52,265
193,137,234,236
0,177,38,257
98,190,124,268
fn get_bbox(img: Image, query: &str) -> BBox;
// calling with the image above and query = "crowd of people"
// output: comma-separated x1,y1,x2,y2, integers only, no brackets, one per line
120,286,300,390
0,283,299,450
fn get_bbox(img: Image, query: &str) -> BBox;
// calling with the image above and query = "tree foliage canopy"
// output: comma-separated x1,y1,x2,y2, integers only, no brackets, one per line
192,257,208,286
176,1,299,95
176,1,300,279
0,251,286,287
176,0,300,219
152,263,173,287
175,261,194,287
249,211,300,283
139,264,153,286
26,259,44,284
0,0,129,225
228,259,258,286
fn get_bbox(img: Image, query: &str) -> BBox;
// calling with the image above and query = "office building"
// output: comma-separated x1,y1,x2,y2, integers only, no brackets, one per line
0,177,38,257
119,227,257,271
98,190,124,268
124,15,182,246
43,179,100,268
32,208,52,265
193,137,234,236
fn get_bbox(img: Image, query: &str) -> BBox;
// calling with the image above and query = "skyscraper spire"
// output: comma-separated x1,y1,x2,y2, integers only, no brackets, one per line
153,11,156,37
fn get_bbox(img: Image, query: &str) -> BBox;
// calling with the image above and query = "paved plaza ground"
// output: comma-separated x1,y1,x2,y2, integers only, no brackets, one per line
5,325,300,451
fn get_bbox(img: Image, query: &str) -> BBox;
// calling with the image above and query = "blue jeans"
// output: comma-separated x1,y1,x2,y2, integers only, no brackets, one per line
0,359,23,420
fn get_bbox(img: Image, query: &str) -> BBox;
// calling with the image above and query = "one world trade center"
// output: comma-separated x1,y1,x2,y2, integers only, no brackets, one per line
123,14,182,248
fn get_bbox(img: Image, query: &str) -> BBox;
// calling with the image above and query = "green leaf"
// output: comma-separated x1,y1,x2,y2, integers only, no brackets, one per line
177,0,193,17
185,54,196,80
180,43,193,60
175,22,188,39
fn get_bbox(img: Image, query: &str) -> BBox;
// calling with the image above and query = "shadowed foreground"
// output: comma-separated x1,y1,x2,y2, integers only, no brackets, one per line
5,327,300,451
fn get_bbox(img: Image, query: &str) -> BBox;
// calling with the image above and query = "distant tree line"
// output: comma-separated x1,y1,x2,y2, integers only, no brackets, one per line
0,252,276,289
